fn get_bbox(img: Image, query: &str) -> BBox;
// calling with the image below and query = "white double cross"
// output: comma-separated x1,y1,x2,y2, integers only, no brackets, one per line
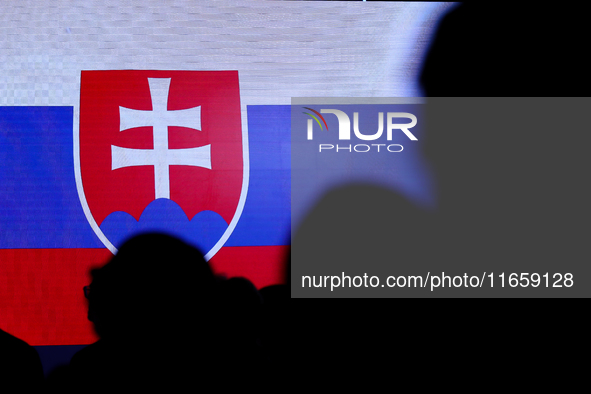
111,78,211,199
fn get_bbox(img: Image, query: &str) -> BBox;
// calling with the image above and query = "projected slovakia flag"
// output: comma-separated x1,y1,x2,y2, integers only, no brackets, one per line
0,70,290,345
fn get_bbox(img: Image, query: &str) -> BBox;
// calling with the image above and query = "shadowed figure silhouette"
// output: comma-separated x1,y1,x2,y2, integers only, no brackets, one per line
291,4,589,297
68,233,218,390
292,183,433,297
214,276,265,387
418,4,590,292
285,7,590,385
258,283,288,364
0,328,43,390
420,4,591,97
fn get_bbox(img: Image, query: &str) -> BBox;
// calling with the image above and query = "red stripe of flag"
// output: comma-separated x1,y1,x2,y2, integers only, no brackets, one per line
0,246,287,346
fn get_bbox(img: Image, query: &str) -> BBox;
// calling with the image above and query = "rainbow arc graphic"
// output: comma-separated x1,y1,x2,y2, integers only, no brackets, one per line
303,107,328,131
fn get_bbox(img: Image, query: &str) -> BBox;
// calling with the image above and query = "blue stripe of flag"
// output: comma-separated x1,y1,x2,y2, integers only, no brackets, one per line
0,105,291,249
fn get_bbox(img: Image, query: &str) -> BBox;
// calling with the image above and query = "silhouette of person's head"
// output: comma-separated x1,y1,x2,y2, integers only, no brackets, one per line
292,4,590,297
86,232,215,341
420,4,590,98
417,4,590,279
291,183,432,296
0,328,43,390
68,234,224,390
216,277,262,356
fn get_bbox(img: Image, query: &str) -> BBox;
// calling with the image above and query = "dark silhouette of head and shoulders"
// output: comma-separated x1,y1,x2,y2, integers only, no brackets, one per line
291,3,590,296
0,328,44,390
68,233,217,389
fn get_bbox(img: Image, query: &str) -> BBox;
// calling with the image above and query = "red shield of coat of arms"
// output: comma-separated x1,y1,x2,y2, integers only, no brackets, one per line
75,70,247,260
